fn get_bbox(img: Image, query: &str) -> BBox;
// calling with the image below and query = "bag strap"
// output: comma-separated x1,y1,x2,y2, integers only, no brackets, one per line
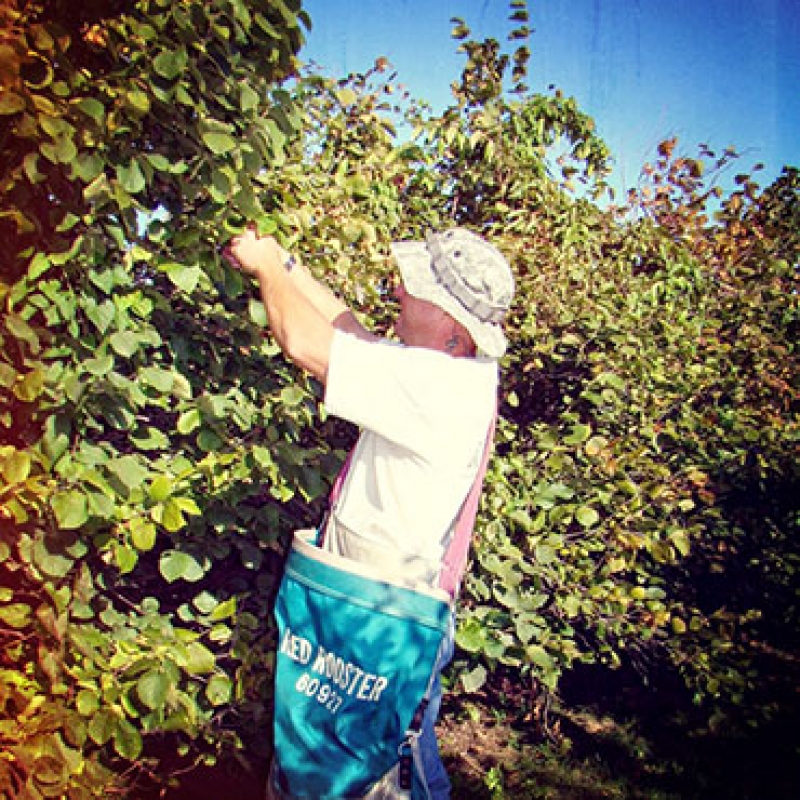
316,448,354,547
321,411,497,596
437,411,496,597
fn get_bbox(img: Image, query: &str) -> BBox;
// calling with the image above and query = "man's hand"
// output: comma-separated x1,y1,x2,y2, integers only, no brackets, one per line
223,228,288,278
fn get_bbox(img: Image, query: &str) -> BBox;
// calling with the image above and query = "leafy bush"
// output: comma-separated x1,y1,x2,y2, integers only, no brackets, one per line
1,0,796,794
1,0,318,794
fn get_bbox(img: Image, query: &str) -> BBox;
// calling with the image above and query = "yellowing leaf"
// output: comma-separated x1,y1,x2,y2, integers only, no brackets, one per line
335,88,357,106
0,91,25,114
1,449,30,484
161,498,186,532
148,474,172,502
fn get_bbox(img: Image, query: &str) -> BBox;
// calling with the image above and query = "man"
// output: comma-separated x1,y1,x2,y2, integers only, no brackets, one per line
224,226,514,798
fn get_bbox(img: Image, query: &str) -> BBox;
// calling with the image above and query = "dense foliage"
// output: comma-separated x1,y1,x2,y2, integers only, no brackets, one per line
1,0,796,795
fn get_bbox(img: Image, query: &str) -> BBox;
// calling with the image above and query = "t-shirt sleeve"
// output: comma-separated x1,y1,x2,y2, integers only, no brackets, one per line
324,331,467,452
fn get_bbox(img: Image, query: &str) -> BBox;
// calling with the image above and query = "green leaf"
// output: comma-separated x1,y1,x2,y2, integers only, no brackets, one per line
192,591,218,614
76,689,100,717
202,131,237,155
40,135,77,164
166,264,202,293
240,83,260,112
280,385,305,407
455,618,485,653
182,641,216,674
109,330,140,357
137,670,170,710
0,603,32,628
33,536,74,577
129,518,157,551
670,529,691,557
173,496,201,516
107,455,149,491
84,299,115,334
561,595,580,617
115,543,138,574
209,597,237,621
460,664,487,693
6,313,40,351
575,506,600,528
172,373,192,400
84,354,114,376
117,160,146,194
1,449,31,484
564,424,591,445
88,708,117,745
526,644,556,670
153,48,188,80
113,718,143,760
73,152,104,182
130,426,170,450
51,490,89,529
177,408,201,434
0,362,16,389
126,89,151,115
205,674,232,706
27,252,51,281
77,97,105,121
248,297,267,326
140,366,175,393
534,543,557,564
159,550,206,583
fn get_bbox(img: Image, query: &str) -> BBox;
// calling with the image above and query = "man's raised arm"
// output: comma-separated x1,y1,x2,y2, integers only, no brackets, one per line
223,229,375,383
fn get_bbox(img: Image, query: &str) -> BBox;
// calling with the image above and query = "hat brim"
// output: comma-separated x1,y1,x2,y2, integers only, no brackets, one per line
391,241,508,358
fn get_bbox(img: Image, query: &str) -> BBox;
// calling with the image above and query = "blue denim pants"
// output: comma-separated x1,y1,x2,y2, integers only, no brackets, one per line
417,614,455,799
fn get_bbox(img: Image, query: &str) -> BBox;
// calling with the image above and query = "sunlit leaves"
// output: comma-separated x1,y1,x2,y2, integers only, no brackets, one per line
159,550,206,583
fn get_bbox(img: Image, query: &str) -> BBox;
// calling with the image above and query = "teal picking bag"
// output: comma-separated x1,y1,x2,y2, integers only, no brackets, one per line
270,530,451,799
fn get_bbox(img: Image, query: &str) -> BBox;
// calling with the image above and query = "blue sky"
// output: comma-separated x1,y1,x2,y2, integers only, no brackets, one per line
299,0,799,200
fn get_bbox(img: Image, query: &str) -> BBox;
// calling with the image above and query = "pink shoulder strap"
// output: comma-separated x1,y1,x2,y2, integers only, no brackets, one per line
322,412,497,597
438,412,496,597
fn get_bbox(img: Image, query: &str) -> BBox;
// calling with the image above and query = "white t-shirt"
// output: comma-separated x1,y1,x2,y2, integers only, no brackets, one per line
322,330,497,586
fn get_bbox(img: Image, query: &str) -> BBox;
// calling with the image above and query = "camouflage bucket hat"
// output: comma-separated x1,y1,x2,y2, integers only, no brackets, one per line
390,228,515,358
